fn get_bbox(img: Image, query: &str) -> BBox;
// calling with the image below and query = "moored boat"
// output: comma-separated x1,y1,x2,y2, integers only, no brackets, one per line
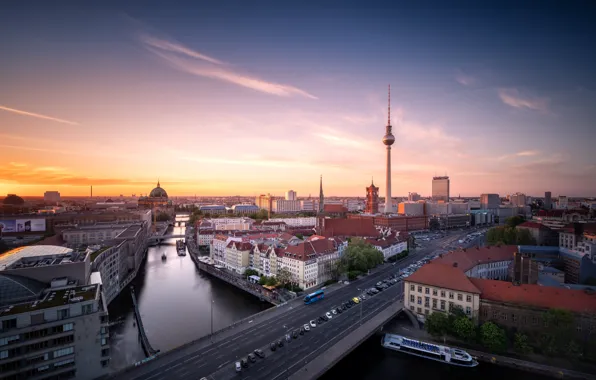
176,239,186,256
381,334,478,367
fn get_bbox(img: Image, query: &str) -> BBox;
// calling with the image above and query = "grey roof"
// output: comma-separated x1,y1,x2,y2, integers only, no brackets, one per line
0,274,47,306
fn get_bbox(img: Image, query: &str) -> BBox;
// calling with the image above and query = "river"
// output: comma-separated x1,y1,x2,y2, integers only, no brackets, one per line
107,217,270,370
107,217,549,379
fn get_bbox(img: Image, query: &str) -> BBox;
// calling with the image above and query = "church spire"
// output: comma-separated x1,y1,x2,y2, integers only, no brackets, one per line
157,178,160,188
318,175,324,214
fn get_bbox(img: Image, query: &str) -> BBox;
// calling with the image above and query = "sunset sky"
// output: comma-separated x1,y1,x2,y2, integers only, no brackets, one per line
1,1,595,198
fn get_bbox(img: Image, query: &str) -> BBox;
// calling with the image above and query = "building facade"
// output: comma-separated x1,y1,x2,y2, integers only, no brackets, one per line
480,194,500,210
285,190,297,201
43,191,61,204
431,176,450,202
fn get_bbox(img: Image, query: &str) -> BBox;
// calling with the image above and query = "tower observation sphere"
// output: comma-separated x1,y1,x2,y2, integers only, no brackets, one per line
383,133,395,146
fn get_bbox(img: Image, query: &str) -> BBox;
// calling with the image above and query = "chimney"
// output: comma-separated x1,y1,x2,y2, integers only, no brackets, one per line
453,262,458,268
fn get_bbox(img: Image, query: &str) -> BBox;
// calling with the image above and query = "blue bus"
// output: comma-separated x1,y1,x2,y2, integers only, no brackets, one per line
304,290,324,305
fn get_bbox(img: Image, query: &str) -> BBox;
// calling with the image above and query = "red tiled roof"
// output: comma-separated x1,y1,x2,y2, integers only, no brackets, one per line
517,221,550,230
227,241,253,251
320,218,379,238
323,204,347,213
406,263,481,294
283,238,337,261
537,210,565,218
433,245,517,272
469,278,596,314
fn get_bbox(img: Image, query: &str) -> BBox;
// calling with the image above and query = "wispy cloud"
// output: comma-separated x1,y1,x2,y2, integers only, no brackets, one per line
0,105,79,125
455,71,475,86
498,89,549,112
140,34,317,99
498,150,540,161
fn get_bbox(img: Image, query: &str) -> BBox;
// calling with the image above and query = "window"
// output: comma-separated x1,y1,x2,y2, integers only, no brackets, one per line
482,308,488,317
449,302,454,311
417,297,422,305
432,299,437,309
424,309,430,315
432,289,438,296
466,295,472,302
53,347,74,358
410,295,415,303
0,335,19,347
502,313,507,321
424,297,430,308
448,292,454,299
1,319,16,330
410,285,414,291
417,307,422,313
512,314,517,322
493,311,499,319
410,306,414,311
63,323,73,332
440,300,445,310
425,287,430,294
55,358,75,367
101,338,107,346
440,291,446,298
58,309,69,320
457,293,463,301
418,286,422,293
466,307,471,315
0,350,8,359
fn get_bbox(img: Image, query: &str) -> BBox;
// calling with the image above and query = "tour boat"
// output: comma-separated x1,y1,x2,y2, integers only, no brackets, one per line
381,334,478,367
176,240,186,256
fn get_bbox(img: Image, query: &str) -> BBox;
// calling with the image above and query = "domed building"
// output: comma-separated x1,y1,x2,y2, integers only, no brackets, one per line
138,180,172,209
3,194,24,206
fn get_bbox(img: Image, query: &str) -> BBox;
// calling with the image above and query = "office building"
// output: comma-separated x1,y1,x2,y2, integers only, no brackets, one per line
480,193,500,209
509,192,527,207
544,191,552,209
431,176,450,202
285,190,297,201
558,195,569,209
44,191,61,204
408,192,421,202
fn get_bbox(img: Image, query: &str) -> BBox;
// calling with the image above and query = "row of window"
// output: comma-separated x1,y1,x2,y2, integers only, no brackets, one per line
410,296,473,315
410,284,472,302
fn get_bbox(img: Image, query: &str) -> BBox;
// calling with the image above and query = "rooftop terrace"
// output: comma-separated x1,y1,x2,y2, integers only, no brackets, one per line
0,245,82,270
0,283,99,317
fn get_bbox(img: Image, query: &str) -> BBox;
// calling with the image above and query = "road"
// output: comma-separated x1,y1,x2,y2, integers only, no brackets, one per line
105,231,471,380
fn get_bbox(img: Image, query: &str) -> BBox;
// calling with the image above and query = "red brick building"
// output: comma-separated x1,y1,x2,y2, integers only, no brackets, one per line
348,214,428,232
365,180,379,214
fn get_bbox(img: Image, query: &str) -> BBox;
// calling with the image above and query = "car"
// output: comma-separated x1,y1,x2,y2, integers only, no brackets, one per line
317,316,324,323
376,281,383,286
352,297,360,304
342,304,347,310
304,323,311,331
332,308,338,315
337,307,343,314
278,339,284,347
286,333,292,342
310,320,316,328
241,358,248,368
248,353,256,363
235,362,242,372
325,312,333,319
299,327,305,335
346,302,352,309
361,294,367,300
254,349,265,358
270,342,277,351
321,314,328,321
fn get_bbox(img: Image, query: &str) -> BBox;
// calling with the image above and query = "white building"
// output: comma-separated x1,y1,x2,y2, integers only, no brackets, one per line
557,196,569,209
300,200,319,212
286,190,297,201
366,234,408,260
272,199,301,213
398,202,424,216
509,192,527,207
209,217,254,231
270,217,316,227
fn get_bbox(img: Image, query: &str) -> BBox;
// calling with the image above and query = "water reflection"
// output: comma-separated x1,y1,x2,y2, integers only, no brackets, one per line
108,219,270,370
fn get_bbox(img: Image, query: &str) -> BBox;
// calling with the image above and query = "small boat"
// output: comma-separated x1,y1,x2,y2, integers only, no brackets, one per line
161,252,167,261
381,334,478,367
176,239,186,256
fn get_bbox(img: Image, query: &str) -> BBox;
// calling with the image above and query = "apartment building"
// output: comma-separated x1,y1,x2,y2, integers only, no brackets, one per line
224,242,253,274
0,246,111,380
366,233,408,260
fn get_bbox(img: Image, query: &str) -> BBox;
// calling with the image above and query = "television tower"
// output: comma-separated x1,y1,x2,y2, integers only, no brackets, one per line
383,85,395,213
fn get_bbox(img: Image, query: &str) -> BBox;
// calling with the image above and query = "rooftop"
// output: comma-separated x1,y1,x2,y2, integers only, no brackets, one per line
319,218,379,238
406,263,481,294
433,245,518,272
469,278,596,314
0,283,99,317
517,221,552,230
0,245,76,270
116,224,143,239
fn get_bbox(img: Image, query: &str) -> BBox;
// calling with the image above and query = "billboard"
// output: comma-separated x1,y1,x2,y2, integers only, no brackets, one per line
0,218,46,235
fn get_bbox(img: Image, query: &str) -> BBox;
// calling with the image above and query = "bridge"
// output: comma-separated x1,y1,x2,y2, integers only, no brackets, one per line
147,234,186,243
99,255,421,380
130,286,160,357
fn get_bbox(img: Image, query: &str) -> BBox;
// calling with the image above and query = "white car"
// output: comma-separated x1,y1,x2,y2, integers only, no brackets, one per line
304,324,310,332
332,308,338,315
310,320,316,328
325,312,333,319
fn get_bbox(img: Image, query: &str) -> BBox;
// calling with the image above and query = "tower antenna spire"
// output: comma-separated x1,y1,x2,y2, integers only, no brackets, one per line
388,84,391,126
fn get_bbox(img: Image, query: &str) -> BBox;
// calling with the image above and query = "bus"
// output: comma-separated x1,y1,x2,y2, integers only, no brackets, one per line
304,290,324,305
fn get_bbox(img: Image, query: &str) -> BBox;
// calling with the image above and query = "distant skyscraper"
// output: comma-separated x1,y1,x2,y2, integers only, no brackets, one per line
383,85,395,213
44,191,61,204
318,175,324,214
432,176,450,202
480,193,500,209
510,192,527,207
545,191,552,209
286,190,297,201
408,192,421,202
365,179,379,214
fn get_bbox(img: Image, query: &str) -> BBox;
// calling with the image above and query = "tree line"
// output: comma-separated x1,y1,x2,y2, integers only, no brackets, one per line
485,216,536,246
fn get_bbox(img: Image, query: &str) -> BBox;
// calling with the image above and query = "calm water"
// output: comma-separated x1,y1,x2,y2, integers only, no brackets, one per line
108,218,270,370
322,334,551,380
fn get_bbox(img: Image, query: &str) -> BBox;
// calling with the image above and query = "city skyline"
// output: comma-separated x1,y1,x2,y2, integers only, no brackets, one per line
1,1,596,197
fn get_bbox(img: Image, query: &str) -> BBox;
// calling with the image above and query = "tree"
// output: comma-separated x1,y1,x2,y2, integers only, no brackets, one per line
340,238,384,273
429,218,441,231
480,322,507,352
277,267,293,286
486,226,536,246
452,316,476,342
295,233,304,240
513,333,533,354
505,215,526,228
425,312,449,339
244,269,259,278
515,228,536,245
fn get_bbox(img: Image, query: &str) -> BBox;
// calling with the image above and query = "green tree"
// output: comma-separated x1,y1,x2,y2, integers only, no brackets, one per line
277,267,293,286
515,228,536,245
505,215,526,228
452,316,476,342
480,322,507,352
486,227,506,245
295,233,304,240
340,238,384,273
513,333,533,354
244,269,259,278
425,312,449,339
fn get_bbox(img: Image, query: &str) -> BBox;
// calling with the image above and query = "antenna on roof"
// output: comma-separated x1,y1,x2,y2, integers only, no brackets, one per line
387,84,391,126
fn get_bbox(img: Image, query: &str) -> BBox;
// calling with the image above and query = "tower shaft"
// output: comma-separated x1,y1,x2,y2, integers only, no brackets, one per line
385,146,392,213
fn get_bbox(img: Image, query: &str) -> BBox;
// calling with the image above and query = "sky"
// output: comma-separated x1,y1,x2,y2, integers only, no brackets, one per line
1,0,595,198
